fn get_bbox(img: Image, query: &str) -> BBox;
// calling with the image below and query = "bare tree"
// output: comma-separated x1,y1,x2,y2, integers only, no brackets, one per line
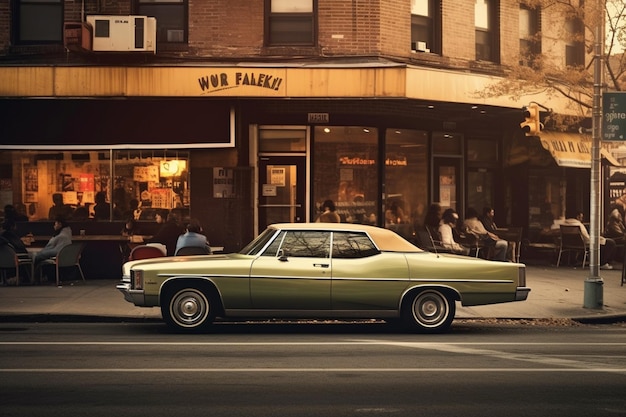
479,0,626,128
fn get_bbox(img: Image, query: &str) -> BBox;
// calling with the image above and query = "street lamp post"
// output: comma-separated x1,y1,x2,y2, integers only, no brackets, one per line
584,1,604,309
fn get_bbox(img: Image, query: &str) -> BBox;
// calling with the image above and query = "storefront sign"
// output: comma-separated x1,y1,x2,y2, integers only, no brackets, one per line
197,70,284,95
539,131,590,168
308,113,329,123
603,92,626,141
339,156,376,166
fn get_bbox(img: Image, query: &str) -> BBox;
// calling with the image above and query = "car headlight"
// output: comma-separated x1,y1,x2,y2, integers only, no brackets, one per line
132,270,144,290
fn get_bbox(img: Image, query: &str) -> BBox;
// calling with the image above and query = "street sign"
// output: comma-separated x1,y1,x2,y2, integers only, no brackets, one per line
602,92,626,141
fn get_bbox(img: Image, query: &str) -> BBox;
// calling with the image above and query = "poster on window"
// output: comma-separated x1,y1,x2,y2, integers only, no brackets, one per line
213,167,235,198
270,167,286,186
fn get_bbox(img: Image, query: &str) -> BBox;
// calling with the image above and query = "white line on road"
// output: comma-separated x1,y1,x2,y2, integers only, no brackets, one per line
2,368,626,373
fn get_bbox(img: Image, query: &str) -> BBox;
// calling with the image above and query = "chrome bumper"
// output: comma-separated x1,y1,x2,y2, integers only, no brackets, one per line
116,282,146,306
515,286,531,301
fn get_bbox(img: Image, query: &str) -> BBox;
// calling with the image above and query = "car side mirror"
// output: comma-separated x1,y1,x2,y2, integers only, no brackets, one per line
278,249,289,262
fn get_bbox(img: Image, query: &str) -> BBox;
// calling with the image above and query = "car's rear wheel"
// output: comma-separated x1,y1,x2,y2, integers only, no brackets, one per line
161,284,216,332
403,289,455,333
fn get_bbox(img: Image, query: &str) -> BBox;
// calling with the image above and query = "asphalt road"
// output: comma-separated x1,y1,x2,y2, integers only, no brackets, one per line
1,321,626,417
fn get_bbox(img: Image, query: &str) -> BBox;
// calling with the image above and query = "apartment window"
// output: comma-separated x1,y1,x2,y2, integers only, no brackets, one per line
475,0,499,63
14,0,63,44
519,5,541,66
411,0,441,54
136,0,187,43
266,0,316,46
565,18,584,67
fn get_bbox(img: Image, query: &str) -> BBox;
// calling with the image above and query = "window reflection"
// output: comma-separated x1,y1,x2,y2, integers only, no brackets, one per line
2,149,189,222
313,126,378,225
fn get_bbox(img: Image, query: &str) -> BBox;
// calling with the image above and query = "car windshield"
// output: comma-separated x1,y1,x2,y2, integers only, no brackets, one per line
238,228,279,255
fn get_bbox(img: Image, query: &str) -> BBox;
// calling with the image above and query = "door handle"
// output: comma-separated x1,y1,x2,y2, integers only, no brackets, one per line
313,263,329,268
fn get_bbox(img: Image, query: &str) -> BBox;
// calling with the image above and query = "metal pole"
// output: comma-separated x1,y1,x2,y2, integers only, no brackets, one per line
584,1,604,309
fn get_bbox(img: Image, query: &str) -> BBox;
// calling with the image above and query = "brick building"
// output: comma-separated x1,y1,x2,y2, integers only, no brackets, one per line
0,0,608,273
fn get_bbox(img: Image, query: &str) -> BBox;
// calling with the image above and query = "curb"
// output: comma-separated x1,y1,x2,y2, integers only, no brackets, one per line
1,314,625,325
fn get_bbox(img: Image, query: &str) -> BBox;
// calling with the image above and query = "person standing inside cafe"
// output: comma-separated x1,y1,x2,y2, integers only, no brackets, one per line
145,210,184,256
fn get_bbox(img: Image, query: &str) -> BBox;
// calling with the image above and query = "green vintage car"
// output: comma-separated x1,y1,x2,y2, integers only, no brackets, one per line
117,223,529,333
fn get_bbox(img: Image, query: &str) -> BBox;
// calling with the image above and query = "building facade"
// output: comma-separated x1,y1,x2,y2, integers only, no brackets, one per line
0,0,605,258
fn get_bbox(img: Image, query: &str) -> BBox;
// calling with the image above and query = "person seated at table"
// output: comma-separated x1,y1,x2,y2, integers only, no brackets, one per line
175,218,210,255
145,210,184,256
34,215,72,271
0,219,28,255
4,204,28,222
464,207,508,261
438,209,470,256
565,210,616,270
120,216,142,261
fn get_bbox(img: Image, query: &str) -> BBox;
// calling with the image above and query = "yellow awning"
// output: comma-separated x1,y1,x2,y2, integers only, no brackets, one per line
538,131,620,168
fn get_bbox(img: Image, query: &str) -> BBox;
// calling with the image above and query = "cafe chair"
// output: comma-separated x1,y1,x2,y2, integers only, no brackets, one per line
557,225,589,268
175,246,211,256
38,242,86,286
129,245,166,261
0,245,34,286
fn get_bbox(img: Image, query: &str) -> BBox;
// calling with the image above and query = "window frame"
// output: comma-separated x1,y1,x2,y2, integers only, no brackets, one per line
475,0,500,63
519,4,541,66
565,17,585,67
12,0,64,45
135,0,188,45
265,0,317,47
410,0,442,55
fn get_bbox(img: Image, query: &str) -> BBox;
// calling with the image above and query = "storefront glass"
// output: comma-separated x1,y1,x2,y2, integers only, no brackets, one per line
384,129,428,239
312,126,378,224
0,150,190,222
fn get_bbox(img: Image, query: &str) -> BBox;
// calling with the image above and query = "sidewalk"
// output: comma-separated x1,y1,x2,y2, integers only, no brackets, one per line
0,265,625,323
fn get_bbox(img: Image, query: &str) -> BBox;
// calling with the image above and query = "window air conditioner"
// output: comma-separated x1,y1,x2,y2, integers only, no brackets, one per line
411,41,429,52
86,15,156,53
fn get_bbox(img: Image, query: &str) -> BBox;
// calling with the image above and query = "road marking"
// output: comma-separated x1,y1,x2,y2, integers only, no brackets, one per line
372,340,626,374
2,368,626,373
0,341,626,346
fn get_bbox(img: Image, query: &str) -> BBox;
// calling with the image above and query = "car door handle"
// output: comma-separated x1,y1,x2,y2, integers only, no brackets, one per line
313,263,329,268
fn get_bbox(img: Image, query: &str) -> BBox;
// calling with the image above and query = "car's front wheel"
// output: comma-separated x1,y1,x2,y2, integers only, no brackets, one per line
403,289,455,333
161,284,216,332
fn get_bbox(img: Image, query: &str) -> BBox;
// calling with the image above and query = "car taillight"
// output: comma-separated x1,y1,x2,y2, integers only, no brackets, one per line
518,267,526,287
133,270,143,290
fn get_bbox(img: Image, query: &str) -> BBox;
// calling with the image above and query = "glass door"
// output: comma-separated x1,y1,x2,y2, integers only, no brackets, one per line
258,156,306,232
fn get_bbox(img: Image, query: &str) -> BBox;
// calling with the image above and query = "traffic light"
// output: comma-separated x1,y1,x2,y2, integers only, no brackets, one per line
520,103,543,136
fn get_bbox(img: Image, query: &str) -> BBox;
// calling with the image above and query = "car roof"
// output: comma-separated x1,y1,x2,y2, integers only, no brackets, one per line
269,223,422,252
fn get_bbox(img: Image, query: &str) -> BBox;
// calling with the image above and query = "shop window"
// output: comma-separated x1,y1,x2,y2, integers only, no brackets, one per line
113,150,190,222
467,139,498,163
313,126,378,225
384,129,428,239
13,0,63,44
3,150,189,222
266,0,316,46
411,0,441,54
136,0,187,44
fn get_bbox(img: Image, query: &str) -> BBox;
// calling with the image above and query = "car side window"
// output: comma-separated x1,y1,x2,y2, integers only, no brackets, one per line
278,231,331,258
261,231,287,257
332,232,380,258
